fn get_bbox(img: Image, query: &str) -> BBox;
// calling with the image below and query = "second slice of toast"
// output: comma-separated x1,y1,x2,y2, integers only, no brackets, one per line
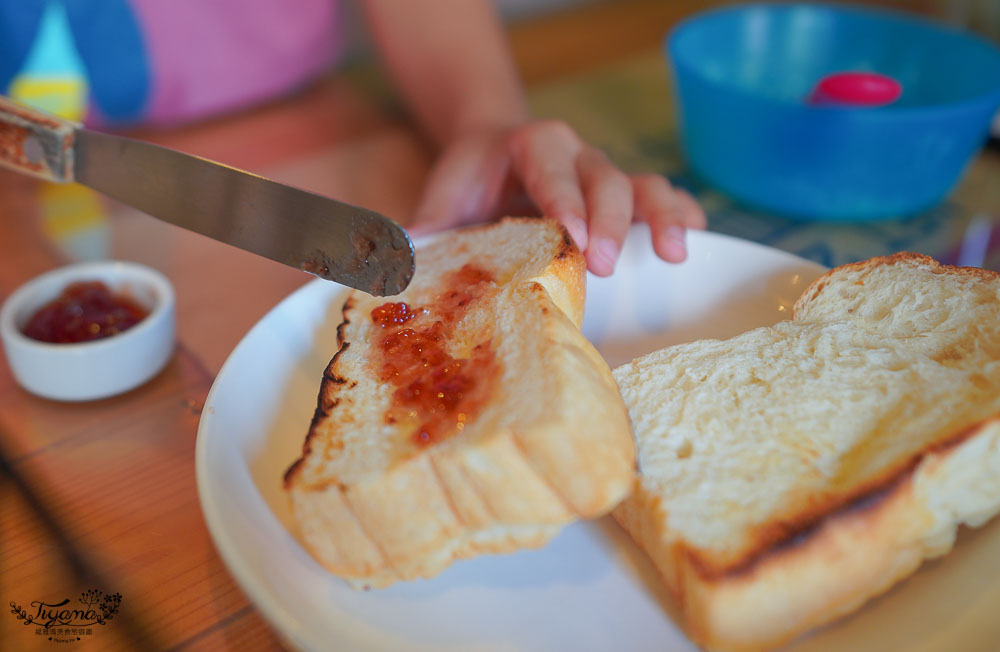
613,253,1000,651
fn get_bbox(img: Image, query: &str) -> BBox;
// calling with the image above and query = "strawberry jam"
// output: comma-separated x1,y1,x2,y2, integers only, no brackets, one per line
370,301,420,328
370,264,499,447
22,281,149,344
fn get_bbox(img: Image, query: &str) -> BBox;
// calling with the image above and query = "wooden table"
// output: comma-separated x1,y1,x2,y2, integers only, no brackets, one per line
3,1,998,650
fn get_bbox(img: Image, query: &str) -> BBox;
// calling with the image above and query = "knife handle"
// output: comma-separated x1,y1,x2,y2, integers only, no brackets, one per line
0,95,76,183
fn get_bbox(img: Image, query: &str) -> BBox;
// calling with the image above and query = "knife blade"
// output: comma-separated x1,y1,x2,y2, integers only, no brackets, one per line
0,95,414,297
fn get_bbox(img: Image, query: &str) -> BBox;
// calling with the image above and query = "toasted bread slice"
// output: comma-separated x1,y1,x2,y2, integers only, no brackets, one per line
285,217,635,589
612,253,1000,651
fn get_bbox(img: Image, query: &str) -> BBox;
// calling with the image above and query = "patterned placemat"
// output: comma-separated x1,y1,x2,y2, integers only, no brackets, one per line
528,50,1000,270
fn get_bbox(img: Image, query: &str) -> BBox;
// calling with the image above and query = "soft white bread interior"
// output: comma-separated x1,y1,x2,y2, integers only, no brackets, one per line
612,253,1000,651
285,217,635,589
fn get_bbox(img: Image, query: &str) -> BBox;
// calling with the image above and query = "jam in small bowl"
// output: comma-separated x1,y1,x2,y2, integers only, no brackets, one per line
22,280,151,344
1,261,175,401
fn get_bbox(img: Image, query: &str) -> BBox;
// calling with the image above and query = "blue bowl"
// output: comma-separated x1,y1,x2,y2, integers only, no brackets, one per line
667,3,1000,221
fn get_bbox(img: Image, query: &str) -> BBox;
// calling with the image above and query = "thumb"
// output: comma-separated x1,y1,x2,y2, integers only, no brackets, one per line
411,137,510,234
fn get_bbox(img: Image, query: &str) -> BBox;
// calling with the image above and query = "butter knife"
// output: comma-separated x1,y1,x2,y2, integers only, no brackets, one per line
0,96,414,297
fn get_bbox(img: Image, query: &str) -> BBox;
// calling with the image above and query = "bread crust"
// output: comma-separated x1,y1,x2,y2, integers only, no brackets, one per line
679,417,989,580
285,217,635,588
616,417,1000,651
793,252,1000,321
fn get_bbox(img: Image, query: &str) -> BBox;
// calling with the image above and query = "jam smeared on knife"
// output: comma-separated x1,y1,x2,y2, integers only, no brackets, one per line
23,280,149,344
370,264,499,447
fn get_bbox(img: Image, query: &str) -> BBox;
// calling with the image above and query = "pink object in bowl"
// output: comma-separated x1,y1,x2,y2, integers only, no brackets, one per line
808,72,903,107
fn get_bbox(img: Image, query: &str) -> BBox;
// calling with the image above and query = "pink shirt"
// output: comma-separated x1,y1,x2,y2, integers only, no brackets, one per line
3,0,341,126
128,0,340,126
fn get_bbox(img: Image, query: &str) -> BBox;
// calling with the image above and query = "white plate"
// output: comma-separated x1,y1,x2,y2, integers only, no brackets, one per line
196,227,1000,652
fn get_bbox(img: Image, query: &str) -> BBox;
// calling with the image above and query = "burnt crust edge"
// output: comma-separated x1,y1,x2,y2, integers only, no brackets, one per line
556,227,573,260
283,296,357,488
686,417,993,582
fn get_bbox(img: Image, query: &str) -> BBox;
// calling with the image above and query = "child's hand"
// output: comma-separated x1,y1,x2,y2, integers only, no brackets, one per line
363,0,706,275
409,120,706,276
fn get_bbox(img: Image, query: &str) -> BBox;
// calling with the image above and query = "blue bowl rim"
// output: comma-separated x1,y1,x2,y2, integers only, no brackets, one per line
665,2,1000,115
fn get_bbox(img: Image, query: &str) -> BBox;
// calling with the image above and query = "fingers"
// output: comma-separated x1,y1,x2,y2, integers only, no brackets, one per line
576,147,633,277
675,187,708,230
632,174,707,263
507,121,589,252
412,119,709,276
409,161,480,236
